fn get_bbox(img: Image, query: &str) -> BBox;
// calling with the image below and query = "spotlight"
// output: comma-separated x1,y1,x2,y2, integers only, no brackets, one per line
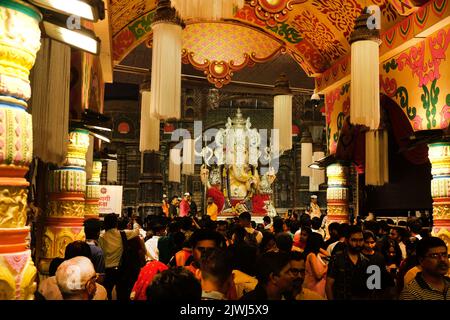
42,18,100,54
311,90,321,107
27,0,105,21
308,154,336,169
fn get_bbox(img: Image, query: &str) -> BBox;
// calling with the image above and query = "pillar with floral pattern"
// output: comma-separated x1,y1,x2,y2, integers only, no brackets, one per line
0,0,42,299
428,142,450,252
326,163,350,225
85,160,102,220
36,128,90,276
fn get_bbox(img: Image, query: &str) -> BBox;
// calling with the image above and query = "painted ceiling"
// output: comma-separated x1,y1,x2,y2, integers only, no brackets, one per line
110,0,429,84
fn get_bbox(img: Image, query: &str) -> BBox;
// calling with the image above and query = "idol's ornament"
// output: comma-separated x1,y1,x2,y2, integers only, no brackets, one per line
0,0,41,299
85,160,102,220
37,126,90,276
326,163,350,224
200,108,277,217
428,142,450,252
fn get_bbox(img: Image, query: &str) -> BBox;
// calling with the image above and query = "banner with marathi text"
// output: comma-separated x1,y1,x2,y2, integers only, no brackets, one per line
99,185,123,215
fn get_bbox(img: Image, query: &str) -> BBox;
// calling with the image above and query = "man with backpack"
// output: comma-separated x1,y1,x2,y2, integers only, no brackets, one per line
239,211,263,246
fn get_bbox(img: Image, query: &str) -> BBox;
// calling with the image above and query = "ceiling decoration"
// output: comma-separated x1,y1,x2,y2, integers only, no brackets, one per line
248,0,307,27
387,0,430,16
316,0,450,92
181,23,286,88
109,0,424,80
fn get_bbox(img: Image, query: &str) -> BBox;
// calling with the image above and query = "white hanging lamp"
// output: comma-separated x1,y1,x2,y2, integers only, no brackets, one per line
139,82,160,152
365,129,389,186
169,148,181,182
182,138,195,175
301,129,313,177
273,73,293,154
350,8,381,130
150,0,184,120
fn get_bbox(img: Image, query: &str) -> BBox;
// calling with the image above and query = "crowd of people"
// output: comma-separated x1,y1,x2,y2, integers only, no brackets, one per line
34,202,449,301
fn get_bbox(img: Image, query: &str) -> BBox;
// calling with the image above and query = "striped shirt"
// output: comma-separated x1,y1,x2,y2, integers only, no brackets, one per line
400,272,450,300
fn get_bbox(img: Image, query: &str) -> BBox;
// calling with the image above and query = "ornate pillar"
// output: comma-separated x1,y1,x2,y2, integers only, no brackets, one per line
428,142,450,251
85,160,102,220
36,128,90,276
326,163,350,224
0,0,41,299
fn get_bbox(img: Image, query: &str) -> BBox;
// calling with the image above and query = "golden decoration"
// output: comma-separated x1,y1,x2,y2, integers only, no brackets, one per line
0,186,27,228
46,200,85,218
432,203,450,220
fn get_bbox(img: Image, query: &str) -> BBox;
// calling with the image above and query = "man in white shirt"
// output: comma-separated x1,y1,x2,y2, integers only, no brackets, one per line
308,195,322,220
145,224,166,261
99,213,140,300
311,217,325,239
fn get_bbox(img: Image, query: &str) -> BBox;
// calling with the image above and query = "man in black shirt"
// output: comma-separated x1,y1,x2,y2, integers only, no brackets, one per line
326,225,372,300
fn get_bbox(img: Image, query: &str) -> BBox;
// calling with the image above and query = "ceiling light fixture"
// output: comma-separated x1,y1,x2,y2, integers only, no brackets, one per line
42,18,100,54
27,0,104,21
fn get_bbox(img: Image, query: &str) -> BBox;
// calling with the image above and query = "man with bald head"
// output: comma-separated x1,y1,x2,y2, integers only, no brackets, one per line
56,256,98,300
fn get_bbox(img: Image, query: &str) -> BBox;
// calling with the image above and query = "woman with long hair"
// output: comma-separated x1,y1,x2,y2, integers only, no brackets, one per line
303,232,328,299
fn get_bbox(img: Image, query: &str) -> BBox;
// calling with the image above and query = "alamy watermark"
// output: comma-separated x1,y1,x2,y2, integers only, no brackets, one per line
66,15,82,31
366,6,381,30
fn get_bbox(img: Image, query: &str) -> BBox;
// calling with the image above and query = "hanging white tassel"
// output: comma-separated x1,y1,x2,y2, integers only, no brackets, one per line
169,149,181,183
182,139,195,175
350,10,381,130
140,90,160,152
30,38,70,165
365,130,389,186
150,22,182,120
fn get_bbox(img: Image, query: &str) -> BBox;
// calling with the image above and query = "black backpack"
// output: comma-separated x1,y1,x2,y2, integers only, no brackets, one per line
244,230,259,248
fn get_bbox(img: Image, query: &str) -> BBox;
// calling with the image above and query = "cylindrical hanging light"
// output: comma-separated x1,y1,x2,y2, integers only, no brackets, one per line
140,84,160,152
365,129,389,186
350,8,381,130
301,129,313,177
169,148,181,182
172,0,244,21
310,148,325,191
150,0,184,120
273,73,293,154
182,138,195,175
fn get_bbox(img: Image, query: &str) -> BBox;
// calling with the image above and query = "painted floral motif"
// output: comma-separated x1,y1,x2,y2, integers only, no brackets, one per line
248,0,305,28
383,59,398,73
128,11,154,40
311,0,362,40
440,94,450,128
373,0,399,23
395,86,417,120
292,11,347,63
295,41,328,72
421,78,439,129
412,115,424,130
380,75,398,97
397,28,450,88
112,28,135,61
267,22,303,44
325,88,341,125
234,4,266,27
